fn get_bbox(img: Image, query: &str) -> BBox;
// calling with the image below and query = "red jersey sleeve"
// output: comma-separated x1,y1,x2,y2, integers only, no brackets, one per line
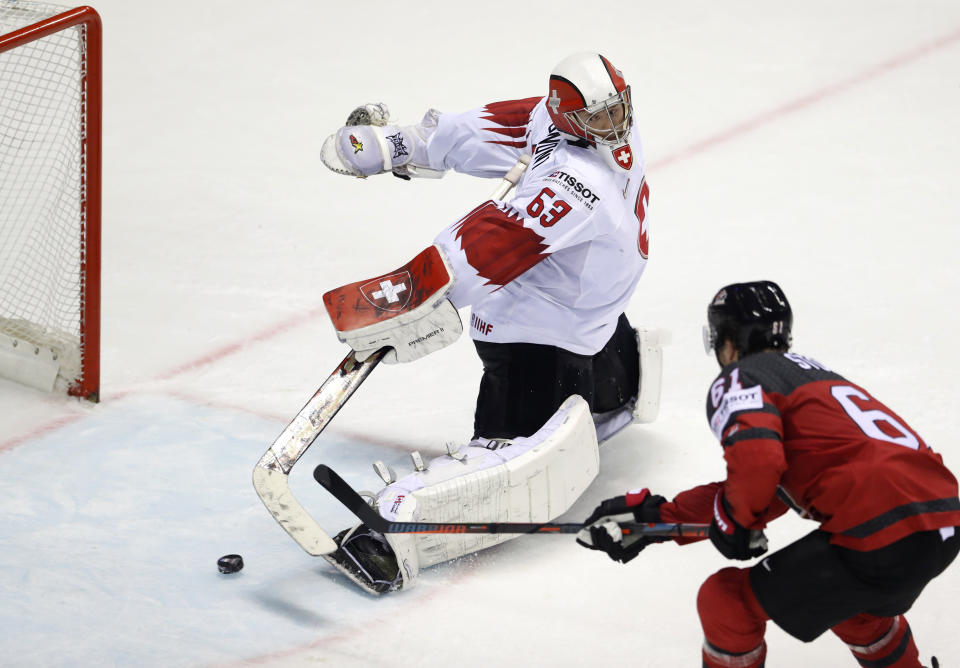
706,365,788,529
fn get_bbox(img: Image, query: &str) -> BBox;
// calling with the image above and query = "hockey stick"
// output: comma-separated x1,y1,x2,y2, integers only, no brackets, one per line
314,463,711,539
252,348,388,555
490,153,531,199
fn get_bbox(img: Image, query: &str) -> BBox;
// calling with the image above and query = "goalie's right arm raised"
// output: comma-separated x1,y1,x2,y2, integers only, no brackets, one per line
320,98,540,181
320,105,446,180
322,245,462,364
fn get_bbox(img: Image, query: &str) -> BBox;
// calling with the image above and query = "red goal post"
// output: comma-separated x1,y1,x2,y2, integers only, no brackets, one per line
0,2,101,401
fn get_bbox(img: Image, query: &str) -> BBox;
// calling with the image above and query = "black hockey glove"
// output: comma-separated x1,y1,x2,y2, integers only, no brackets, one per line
708,489,769,561
576,489,669,564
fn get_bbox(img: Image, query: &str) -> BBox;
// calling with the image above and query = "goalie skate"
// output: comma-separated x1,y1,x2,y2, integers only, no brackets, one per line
322,525,402,595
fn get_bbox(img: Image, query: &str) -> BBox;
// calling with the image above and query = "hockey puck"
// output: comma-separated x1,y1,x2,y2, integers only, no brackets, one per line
217,554,244,574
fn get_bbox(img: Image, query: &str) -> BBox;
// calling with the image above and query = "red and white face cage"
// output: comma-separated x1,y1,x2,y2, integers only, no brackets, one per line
547,53,636,171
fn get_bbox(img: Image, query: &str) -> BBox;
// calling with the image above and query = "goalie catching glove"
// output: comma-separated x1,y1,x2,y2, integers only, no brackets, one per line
320,103,445,180
577,488,669,563
323,245,462,363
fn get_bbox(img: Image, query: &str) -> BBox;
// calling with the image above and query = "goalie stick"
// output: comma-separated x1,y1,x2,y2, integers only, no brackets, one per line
253,154,531,556
314,464,711,539
252,348,387,555
490,153,530,199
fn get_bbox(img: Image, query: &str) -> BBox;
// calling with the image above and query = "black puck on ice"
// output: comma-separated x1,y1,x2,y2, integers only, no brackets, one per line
217,554,244,574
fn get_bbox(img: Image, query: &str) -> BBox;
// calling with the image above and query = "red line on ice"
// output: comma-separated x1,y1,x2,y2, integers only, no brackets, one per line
0,413,84,454
151,305,327,382
650,25,960,170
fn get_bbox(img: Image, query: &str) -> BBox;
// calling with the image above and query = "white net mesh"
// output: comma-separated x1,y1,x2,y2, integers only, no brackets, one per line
0,1,89,393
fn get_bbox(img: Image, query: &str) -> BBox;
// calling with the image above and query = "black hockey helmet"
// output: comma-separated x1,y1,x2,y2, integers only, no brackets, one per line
703,281,792,358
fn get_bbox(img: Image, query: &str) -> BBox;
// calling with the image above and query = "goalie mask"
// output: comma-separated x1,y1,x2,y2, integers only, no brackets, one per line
547,53,635,172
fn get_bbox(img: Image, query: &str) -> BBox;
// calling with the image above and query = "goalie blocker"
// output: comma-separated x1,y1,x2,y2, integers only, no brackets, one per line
322,245,462,364
325,395,600,593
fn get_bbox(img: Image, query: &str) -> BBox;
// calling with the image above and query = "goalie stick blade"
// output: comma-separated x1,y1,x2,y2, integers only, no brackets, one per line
253,467,338,555
313,464,710,538
253,348,387,556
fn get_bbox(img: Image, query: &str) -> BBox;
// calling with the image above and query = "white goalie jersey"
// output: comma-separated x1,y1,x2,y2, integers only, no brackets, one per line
425,97,650,355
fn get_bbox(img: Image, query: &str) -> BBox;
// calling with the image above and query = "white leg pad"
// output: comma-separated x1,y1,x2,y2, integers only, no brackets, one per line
378,395,599,589
632,327,671,424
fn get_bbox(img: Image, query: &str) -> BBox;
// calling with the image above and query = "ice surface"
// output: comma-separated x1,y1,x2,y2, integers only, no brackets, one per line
2,1,960,666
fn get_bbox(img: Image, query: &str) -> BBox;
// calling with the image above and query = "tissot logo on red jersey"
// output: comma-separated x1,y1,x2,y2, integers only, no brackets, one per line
710,385,764,438
359,272,411,312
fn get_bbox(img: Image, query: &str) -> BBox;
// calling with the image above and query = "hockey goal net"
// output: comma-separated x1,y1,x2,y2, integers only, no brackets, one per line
0,1,101,401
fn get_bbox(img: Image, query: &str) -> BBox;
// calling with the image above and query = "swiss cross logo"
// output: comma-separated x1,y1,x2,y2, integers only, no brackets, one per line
548,89,562,112
613,144,633,170
360,272,411,312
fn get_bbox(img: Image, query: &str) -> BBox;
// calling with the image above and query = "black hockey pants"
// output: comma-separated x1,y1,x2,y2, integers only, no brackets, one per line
471,313,639,440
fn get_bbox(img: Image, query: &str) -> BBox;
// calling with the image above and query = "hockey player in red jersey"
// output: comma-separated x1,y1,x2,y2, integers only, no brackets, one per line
315,53,668,593
578,280,960,667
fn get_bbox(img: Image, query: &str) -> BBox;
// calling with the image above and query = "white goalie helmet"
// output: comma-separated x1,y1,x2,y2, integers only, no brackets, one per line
546,52,635,172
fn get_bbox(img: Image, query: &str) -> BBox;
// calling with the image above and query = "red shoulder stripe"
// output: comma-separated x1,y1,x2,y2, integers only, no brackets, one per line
480,96,540,148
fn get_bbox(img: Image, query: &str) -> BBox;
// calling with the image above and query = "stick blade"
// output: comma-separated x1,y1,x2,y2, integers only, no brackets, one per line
313,464,388,531
253,466,338,555
312,463,335,489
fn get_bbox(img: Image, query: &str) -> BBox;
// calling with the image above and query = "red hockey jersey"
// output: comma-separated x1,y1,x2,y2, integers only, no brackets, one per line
660,351,960,551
